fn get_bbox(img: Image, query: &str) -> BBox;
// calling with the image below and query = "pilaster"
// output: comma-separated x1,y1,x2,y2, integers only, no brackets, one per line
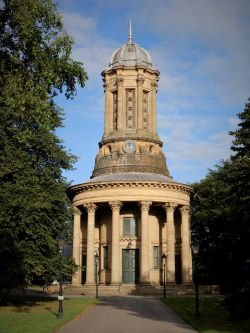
151,80,158,134
116,76,124,130
137,74,145,130
104,81,111,134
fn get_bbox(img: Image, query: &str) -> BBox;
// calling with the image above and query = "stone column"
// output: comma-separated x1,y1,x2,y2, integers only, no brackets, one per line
137,75,144,130
84,203,97,285
139,201,152,284
179,205,192,283
165,202,178,283
99,222,106,284
116,76,124,130
72,207,82,285
151,81,158,134
109,201,122,284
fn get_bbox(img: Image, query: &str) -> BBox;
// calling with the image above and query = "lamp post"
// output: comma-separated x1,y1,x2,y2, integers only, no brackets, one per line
162,253,167,299
191,242,200,319
57,237,66,319
95,252,99,299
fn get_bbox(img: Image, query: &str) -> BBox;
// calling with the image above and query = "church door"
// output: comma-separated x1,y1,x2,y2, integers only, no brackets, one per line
122,249,139,283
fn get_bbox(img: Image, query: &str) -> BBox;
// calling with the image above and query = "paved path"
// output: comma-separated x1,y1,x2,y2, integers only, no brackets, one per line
58,296,197,333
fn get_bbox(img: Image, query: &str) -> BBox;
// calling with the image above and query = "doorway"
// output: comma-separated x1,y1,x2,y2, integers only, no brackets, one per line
122,249,139,284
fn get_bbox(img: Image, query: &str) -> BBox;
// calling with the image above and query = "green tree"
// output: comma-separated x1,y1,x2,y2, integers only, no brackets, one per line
230,98,250,159
191,99,250,293
0,0,87,294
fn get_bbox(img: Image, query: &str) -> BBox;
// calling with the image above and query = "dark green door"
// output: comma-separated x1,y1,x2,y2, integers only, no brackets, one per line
122,249,139,283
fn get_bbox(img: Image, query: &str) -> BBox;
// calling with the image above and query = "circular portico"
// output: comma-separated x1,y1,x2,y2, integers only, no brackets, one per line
68,172,193,287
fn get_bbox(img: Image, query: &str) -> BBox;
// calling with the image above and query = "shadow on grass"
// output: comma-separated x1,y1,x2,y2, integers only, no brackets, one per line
163,296,250,333
0,294,59,314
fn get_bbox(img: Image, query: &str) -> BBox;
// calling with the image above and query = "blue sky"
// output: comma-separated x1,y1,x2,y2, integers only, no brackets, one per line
56,0,250,185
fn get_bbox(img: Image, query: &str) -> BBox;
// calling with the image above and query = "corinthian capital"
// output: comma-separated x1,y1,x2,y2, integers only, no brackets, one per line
137,75,145,86
84,202,97,214
139,201,152,212
179,205,190,215
73,206,82,215
116,76,124,87
164,202,178,213
109,201,123,212
151,81,158,91
103,82,109,92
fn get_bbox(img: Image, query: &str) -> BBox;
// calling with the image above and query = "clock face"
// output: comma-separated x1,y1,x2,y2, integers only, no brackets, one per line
124,140,136,153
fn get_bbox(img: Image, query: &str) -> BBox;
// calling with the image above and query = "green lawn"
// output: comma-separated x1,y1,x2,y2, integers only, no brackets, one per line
163,296,250,333
0,296,98,333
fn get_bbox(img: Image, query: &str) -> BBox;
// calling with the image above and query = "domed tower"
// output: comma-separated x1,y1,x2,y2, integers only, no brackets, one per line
68,26,193,292
92,30,169,178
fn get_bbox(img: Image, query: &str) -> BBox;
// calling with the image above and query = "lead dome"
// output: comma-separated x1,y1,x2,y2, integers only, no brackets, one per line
108,43,155,70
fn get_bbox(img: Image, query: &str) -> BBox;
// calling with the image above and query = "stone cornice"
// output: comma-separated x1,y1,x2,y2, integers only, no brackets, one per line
67,179,194,200
100,135,162,147
102,66,160,77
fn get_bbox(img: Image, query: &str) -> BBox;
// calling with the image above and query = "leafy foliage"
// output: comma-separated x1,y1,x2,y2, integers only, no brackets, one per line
0,0,88,292
223,282,250,321
191,99,250,294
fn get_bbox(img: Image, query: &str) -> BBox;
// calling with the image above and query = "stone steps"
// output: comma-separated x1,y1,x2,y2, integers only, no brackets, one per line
48,284,219,296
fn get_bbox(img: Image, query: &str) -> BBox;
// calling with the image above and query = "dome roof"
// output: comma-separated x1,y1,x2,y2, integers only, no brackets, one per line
108,43,155,70
89,172,173,183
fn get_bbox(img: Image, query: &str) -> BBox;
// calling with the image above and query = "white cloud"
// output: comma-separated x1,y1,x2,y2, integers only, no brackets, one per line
62,12,97,45
61,11,118,87
158,110,233,182
137,0,250,108
57,1,249,183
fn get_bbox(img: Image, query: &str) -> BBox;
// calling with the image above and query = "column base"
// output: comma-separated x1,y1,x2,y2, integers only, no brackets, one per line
139,281,151,286
71,283,82,287
110,282,121,286
85,282,96,287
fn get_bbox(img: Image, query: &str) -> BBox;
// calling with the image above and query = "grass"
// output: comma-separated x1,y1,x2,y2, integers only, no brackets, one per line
163,296,250,333
0,296,98,333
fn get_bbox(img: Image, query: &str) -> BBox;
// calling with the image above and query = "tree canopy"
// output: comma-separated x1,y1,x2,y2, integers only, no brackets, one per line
0,0,88,293
191,99,250,293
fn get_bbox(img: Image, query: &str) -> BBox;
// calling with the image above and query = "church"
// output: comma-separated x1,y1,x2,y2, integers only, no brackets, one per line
67,27,193,289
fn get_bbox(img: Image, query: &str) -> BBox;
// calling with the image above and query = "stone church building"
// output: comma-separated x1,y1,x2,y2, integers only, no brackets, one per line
68,31,193,288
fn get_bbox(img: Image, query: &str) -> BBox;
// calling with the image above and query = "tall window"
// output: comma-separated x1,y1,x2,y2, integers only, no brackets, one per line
103,246,108,269
123,217,138,236
153,246,159,269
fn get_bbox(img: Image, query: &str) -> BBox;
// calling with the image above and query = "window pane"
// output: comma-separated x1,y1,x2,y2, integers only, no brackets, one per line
130,218,136,235
104,246,108,269
153,246,159,269
123,217,138,236
123,218,130,236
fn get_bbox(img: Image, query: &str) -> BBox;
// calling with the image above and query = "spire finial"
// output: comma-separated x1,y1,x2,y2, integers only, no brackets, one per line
129,19,132,45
